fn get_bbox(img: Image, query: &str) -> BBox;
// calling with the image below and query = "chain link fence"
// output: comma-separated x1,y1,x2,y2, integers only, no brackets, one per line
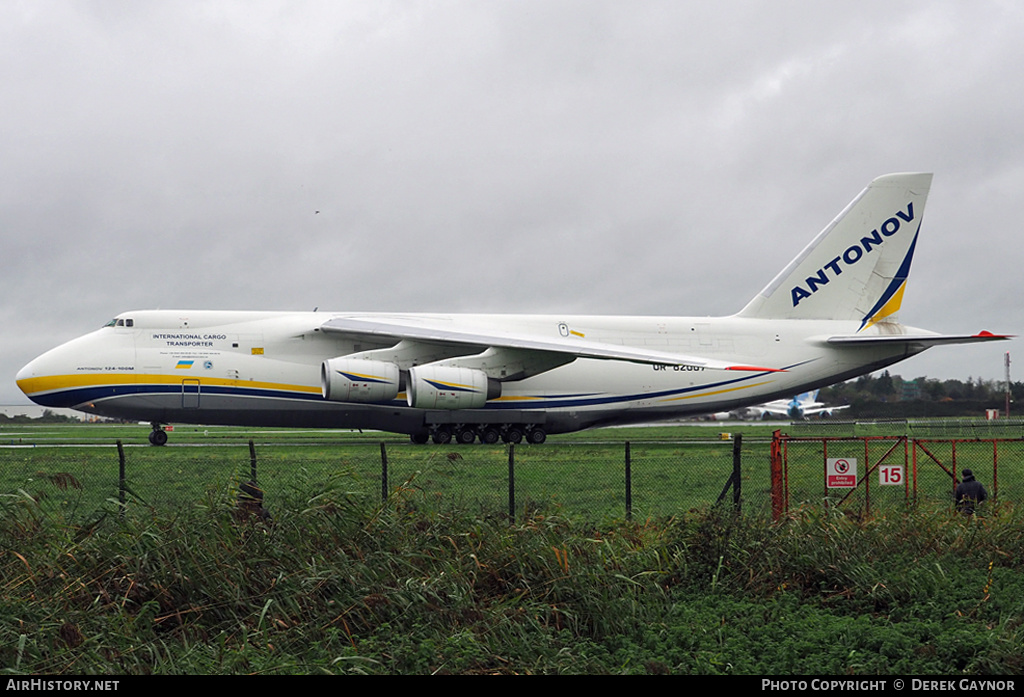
3,431,1020,523
0,437,761,523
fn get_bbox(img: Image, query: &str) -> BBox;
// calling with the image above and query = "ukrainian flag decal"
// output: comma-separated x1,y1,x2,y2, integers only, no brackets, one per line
176,360,195,369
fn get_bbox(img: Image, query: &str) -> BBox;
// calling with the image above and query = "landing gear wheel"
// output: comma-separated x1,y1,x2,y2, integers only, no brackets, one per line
432,427,452,445
456,427,477,445
526,427,547,444
410,431,429,445
503,426,523,444
480,427,501,445
148,428,168,446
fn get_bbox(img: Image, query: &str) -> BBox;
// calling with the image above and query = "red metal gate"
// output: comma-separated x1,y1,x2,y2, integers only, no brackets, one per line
769,431,1018,519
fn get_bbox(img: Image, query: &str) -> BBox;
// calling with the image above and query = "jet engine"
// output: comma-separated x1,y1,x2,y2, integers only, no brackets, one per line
406,365,500,410
321,358,400,403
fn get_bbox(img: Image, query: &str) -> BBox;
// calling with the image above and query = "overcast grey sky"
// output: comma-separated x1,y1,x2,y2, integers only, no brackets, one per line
3,1,1021,404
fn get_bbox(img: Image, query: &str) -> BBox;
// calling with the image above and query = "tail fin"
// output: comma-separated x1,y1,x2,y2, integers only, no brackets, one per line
799,390,819,404
737,173,932,328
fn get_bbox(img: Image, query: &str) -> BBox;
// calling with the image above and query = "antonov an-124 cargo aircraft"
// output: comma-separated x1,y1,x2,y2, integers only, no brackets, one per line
17,173,1008,445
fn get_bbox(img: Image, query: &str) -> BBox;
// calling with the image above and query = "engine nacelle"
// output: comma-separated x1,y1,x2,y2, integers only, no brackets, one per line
321,358,400,403
406,365,498,410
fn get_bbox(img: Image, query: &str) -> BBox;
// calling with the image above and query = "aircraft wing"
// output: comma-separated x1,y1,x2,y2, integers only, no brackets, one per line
320,316,781,372
754,404,791,417
826,331,1011,348
800,404,850,416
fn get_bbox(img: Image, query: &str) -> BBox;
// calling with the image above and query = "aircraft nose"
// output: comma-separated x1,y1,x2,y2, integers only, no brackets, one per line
17,328,135,409
16,360,33,387
17,354,54,405
16,338,93,408
16,360,31,385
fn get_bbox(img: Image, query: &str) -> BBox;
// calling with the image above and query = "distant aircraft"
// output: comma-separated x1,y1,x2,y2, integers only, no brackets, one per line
703,390,848,421
743,390,850,420
17,173,1008,445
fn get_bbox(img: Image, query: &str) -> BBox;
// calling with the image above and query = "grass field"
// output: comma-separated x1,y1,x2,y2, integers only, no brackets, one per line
0,424,758,522
2,420,1020,523
5,415,1021,446
2,421,1022,674
0,419,780,446
1,480,1021,674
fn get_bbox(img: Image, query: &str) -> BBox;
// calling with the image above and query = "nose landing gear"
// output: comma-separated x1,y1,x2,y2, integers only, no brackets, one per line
148,423,168,446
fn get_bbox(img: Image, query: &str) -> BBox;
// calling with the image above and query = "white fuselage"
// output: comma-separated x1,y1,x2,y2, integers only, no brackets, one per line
16,309,921,435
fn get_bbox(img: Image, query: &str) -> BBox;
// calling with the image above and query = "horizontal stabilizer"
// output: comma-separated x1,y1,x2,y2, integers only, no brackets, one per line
827,331,1011,348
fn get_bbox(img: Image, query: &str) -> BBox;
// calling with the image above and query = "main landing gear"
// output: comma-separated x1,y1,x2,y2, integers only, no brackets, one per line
409,424,547,445
148,423,168,446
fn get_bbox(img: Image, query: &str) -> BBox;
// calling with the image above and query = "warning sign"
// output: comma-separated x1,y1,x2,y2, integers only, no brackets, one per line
827,458,857,488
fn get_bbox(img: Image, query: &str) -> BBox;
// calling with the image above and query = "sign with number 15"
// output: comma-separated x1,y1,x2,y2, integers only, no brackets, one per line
879,464,904,486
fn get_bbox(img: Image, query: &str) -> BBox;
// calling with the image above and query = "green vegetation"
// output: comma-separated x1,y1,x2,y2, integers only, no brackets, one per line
1,422,1021,674
1,481,1020,675
0,410,80,425
2,419,1018,523
819,372,1020,418
0,420,777,446
0,436,756,522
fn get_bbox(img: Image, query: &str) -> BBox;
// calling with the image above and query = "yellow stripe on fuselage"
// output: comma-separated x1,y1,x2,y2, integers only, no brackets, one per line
657,380,774,403
17,373,321,397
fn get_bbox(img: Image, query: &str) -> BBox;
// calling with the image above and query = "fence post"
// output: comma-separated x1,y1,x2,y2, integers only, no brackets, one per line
508,444,515,521
951,441,958,503
716,434,743,512
911,438,918,502
625,441,632,521
117,439,126,519
863,438,870,516
904,437,910,505
732,433,742,512
822,439,829,507
248,439,257,483
770,430,784,520
993,440,999,500
380,442,388,502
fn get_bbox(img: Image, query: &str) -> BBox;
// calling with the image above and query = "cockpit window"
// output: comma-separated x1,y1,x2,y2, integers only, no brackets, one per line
105,318,134,328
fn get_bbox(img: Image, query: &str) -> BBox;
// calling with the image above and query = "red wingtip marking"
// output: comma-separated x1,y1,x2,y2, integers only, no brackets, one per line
727,365,786,373
974,331,1013,339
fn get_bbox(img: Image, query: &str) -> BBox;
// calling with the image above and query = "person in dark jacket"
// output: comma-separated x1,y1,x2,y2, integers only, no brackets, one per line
955,469,988,514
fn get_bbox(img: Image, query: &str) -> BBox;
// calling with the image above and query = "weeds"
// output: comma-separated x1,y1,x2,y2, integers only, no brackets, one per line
1,480,1021,674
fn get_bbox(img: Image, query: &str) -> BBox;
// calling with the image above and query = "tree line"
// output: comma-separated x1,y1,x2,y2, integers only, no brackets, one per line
0,410,81,424
818,371,1022,418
